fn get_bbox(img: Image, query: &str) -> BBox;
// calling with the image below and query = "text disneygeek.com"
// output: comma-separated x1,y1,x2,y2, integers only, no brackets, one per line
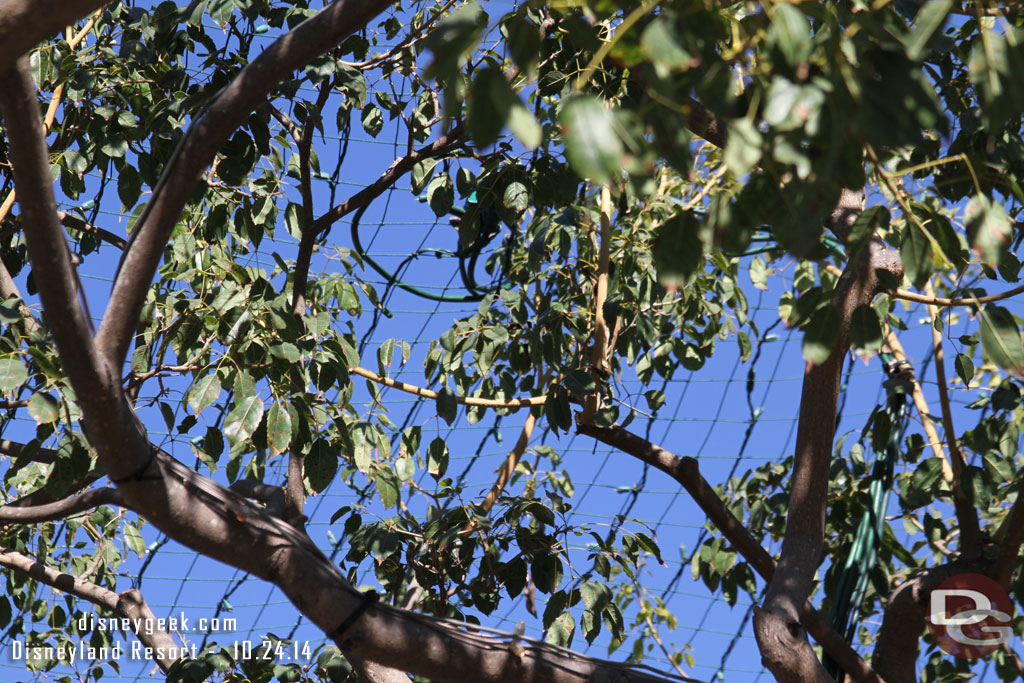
6,611,314,664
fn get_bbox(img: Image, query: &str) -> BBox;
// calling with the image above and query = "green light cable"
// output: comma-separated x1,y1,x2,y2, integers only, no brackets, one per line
823,352,907,682
350,197,513,303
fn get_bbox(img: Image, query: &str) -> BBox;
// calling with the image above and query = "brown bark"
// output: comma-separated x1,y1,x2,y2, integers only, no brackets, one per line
0,0,110,70
753,238,903,682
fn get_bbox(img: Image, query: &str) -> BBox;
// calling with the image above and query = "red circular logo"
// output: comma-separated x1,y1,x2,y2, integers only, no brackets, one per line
926,573,1014,659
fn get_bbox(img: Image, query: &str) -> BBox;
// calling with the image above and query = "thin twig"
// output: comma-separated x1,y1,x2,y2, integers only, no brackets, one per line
480,411,537,514
350,366,547,408
882,325,953,484
924,279,981,555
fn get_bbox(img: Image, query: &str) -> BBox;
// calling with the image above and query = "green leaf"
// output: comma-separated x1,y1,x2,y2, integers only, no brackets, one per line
641,17,692,75
724,119,762,176
847,205,890,255
411,158,439,195
652,211,706,286
738,331,752,361
395,456,415,481
361,103,383,137
802,306,839,365
376,467,400,508
427,437,448,479
503,181,529,212
435,387,457,425
558,95,624,184
960,465,994,507
266,401,293,456
306,439,337,493
955,353,974,385
117,164,142,209
563,369,595,395
506,99,541,150
0,355,27,393
124,524,146,558
980,305,1024,374
269,342,301,363
427,173,454,216
186,374,221,415
28,393,60,425
965,194,1011,268
545,611,575,647
749,256,770,290
504,15,541,78
900,221,933,290
468,66,512,147
770,4,812,68
100,134,128,158
904,0,955,61
849,304,883,356
423,1,485,80
223,395,265,446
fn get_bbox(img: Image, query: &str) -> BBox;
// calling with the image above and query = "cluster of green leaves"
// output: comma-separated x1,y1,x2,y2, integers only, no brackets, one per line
9,0,1024,681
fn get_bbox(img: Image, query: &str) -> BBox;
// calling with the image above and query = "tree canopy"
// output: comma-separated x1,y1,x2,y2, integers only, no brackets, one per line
1,1,1024,682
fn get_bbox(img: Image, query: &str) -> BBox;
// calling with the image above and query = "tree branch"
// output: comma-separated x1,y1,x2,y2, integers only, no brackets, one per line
576,421,887,683
0,0,109,70
350,366,547,408
284,82,334,524
228,480,285,518
0,487,124,523
924,280,981,555
882,327,954,483
890,281,1024,307
872,562,981,683
0,58,151,480
754,237,902,682
58,211,127,249
480,411,537,514
0,543,187,674
310,121,465,235
96,0,396,371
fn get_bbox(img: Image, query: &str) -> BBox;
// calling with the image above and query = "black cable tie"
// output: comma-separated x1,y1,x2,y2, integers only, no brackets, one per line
328,590,379,640
883,358,913,378
110,446,161,484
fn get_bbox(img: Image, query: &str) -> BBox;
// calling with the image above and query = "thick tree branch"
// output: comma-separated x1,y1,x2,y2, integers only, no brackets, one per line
871,562,984,683
0,486,123,523
0,58,151,481
753,238,902,682
576,421,887,683
0,544,186,673
228,480,285,519
284,82,334,524
993,481,1024,586
0,0,109,70
97,0,396,371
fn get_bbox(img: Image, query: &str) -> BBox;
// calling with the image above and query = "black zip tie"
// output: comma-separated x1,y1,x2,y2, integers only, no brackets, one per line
328,590,379,640
110,446,161,484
